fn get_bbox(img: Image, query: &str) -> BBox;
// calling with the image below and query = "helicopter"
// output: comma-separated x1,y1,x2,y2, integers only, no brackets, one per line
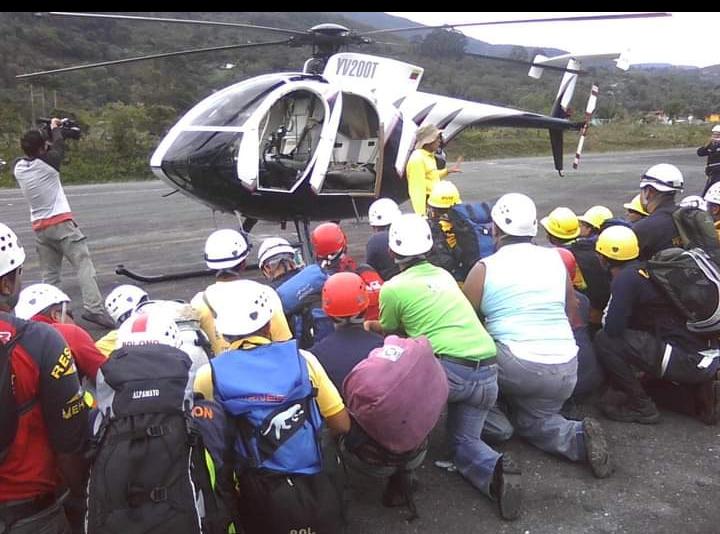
17,12,669,271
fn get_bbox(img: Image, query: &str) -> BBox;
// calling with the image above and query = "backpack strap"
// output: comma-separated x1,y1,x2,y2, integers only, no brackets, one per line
1,324,33,414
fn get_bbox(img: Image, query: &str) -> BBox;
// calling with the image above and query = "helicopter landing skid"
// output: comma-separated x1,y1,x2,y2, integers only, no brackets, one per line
115,262,260,283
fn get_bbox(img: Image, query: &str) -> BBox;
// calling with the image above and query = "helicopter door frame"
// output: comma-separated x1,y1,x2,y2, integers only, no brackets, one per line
310,92,384,197
237,82,340,194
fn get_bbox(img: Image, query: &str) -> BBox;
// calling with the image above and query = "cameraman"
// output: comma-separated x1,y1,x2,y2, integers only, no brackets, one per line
13,118,114,329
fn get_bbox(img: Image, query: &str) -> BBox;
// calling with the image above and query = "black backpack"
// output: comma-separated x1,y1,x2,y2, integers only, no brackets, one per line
86,344,228,534
648,247,720,335
0,322,28,464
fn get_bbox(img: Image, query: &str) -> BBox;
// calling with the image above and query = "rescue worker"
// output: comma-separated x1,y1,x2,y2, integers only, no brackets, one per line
0,222,89,534
406,124,462,216
703,182,720,240
578,206,613,238
426,180,465,281
542,207,610,336
95,284,149,357
13,123,114,329
190,229,292,355
364,213,522,521
257,237,300,288
309,272,383,393
697,124,720,195
15,283,106,384
192,280,351,533
365,198,402,281
463,194,611,480
623,194,649,223
633,163,683,260
593,226,719,424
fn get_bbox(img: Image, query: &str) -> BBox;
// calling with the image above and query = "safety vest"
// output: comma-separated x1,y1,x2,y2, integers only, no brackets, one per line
211,340,323,475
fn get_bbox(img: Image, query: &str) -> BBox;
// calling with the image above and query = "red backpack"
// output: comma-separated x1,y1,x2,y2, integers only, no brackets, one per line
343,335,448,454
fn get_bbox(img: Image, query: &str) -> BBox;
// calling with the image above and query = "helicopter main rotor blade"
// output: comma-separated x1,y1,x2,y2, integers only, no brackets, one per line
363,12,670,35
16,39,293,79
49,12,308,36
463,51,587,75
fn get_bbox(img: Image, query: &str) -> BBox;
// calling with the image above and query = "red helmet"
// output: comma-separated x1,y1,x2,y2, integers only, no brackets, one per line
556,247,578,279
311,223,347,260
322,272,369,318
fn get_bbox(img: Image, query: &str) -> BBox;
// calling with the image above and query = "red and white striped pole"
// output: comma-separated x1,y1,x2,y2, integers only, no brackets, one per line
573,83,599,170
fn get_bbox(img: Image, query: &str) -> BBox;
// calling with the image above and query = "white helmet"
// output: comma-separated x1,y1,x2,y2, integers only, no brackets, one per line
258,237,295,269
491,193,538,237
368,198,401,227
680,195,707,211
640,163,684,193
214,280,275,337
712,125,720,134
15,283,70,320
388,213,433,257
204,229,250,270
105,284,149,325
704,182,720,206
0,223,26,277
117,311,182,349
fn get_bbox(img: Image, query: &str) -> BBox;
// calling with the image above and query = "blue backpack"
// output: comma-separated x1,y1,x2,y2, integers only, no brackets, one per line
448,202,495,277
211,340,323,475
276,264,334,348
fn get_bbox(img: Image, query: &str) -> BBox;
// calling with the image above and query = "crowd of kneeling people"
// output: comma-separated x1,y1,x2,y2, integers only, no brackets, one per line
2,161,720,533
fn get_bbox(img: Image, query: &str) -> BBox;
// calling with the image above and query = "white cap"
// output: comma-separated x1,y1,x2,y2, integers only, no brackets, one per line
105,284,149,325
117,311,182,349
204,229,250,270
640,163,684,193
712,125,720,133
15,283,70,320
258,237,295,268
213,280,275,337
368,198,401,227
388,213,433,256
491,193,538,237
0,223,25,277
704,183,720,206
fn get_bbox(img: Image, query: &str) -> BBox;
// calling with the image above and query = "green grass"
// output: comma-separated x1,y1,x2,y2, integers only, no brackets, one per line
0,120,711,187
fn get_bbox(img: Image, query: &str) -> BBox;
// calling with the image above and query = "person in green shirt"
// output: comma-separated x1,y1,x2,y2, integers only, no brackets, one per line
365,213,522,521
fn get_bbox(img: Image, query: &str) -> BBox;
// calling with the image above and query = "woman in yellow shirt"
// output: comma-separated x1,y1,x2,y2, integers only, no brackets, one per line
405,124,462,215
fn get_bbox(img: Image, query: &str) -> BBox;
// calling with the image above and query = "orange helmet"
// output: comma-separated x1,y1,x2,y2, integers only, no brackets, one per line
311,223,347,260
322,272,369,318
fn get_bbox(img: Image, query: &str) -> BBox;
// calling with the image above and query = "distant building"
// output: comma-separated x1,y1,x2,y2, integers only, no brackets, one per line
706,113,720,123
643,110,670,124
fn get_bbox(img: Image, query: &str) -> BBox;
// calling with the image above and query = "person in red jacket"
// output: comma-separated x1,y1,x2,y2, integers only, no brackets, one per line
15,283,106,383
0,222,89,534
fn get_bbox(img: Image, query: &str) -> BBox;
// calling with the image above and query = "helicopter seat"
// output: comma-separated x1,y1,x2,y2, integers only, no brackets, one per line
323,163,375,191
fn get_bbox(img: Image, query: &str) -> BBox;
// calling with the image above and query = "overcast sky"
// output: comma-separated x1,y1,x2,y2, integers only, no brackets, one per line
385,12,718,68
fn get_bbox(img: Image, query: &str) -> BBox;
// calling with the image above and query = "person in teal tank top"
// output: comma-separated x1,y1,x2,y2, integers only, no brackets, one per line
463,193,612,482
365,213,522,522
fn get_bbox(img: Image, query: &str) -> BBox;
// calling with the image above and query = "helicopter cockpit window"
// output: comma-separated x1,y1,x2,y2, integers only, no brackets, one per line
258,90,325,191
322,94,380,194
191,79,283,127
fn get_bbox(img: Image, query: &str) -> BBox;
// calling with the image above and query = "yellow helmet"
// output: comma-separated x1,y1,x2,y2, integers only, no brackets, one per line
540,207,580,240
623,194,649,216
578,205,614,230
595,225,639,261
428,180,461,209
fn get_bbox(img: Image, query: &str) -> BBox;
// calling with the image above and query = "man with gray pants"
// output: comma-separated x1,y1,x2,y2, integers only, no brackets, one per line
463,193,612,479
13,120,113,329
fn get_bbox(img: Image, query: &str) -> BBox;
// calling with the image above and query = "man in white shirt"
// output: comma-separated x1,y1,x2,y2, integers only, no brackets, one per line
14,120,113,329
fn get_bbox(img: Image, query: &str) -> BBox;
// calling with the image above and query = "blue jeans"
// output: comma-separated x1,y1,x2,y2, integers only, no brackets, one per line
441,359,501,497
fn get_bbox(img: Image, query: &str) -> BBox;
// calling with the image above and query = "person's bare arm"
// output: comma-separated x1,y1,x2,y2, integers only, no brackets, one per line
325,407,351,435
462,261,486,311
565,273,581,328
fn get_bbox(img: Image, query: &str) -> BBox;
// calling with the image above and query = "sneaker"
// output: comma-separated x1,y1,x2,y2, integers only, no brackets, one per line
433,459,457,472
582,418,612,479
602,400,660,424
696,372,720,426
81,310,116,329
490,455,522,521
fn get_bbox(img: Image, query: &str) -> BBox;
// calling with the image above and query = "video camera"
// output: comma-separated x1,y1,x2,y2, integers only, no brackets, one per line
36,117,82,141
